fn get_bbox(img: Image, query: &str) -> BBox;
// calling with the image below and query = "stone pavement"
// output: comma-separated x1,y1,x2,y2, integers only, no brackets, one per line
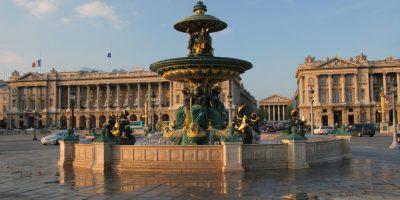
0,134,400,199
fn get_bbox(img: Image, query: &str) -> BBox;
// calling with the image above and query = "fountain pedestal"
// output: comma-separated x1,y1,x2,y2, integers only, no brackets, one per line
221,142,244,172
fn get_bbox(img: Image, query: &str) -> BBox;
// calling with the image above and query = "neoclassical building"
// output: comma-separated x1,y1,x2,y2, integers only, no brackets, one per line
0,81,8,120
259,94,291,123
296,54,400,127
6,68,256,129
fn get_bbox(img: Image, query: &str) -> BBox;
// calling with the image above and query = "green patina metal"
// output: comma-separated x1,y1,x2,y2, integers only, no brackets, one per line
331,125,351,136
60,128,79,141
151,2,255,145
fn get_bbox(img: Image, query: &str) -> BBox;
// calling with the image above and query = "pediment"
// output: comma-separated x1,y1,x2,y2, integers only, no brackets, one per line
17,72,46,81
259,94,291,104
317,57,359,68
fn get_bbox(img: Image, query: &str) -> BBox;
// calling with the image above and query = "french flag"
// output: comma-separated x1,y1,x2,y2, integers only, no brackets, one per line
32,59,41,68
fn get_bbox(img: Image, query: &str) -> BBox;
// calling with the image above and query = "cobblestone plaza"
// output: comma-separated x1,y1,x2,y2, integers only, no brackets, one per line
1,134,399,199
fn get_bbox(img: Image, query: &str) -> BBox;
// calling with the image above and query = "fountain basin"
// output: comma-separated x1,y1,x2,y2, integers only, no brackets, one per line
150,56,252,82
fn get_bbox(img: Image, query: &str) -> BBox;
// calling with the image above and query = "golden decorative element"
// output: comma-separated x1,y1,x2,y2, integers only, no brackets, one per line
187,122,207,138
237,115,248,133
111,118,121,137
380,88,386,123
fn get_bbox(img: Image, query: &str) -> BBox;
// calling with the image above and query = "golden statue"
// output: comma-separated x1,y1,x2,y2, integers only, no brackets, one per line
380,87,386,123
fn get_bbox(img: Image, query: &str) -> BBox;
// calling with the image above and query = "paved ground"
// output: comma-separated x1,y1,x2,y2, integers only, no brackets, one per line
0,133,399,199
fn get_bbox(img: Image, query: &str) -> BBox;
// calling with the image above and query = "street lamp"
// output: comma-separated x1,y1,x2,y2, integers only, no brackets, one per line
32,110,38,141
308,87,315,135
227,93,233,125
389,79,399,149
70,93,76,131
150,92,156,132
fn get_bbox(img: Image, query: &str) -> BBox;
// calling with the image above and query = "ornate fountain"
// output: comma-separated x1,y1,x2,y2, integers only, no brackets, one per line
150,1,253,145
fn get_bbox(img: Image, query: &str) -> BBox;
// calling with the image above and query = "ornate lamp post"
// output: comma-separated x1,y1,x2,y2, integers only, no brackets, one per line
308,87,315,135
70,93,76,131
32,109,38,141
151,92,156,132
389,79,399,149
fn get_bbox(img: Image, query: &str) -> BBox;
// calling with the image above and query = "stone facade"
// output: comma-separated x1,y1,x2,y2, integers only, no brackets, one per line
0,81,8,120
296,54,400,127
259,95,291,123
6,68,256,129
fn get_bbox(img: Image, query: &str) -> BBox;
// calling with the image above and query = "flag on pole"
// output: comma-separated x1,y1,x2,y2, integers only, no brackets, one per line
32,62,36,68
107,52,111,58
37,59,41,67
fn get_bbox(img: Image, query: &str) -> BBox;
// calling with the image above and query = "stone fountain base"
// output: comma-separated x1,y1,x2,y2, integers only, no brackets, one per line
58,135,351,172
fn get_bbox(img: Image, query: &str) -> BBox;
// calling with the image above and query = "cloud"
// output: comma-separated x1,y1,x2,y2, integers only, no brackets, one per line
60,17,71,24
76,1,122,29
0,52,24,65
14,0,56,16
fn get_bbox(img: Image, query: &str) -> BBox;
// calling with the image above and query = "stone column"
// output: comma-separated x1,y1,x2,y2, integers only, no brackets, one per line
91,142,114,171
272,105,276,121
138,84,141,108
96,85,100,110
86,85,90,110
169,82,173,108
281,140,309,169
57,141,78,167
354,73,359,104
158,82,162,108
365,73,371,104
370,74,375,103
328,75,333,104
299,77,303,105
277,105,281,121
267,105,270,122
383,73,387,96
314,75,320,104
106,84,110,110
35,86,39,110
25,87,29,111
127,84,131,108
67,86,71,110
341,74,346,103
58,86,62,109
397,73,400,104
283,105,286,121
221,142,244,172
77,85,80,109
116,84,120,109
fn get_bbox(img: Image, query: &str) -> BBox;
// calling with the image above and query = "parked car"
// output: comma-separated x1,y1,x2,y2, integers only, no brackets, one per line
41,130,72,145
313,126,331,135
348,124,375,137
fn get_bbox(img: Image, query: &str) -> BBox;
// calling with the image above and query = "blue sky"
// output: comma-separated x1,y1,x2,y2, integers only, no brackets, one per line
0,0,399,101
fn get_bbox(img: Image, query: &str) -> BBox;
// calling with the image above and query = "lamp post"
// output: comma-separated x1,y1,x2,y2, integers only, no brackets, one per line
70,93,76,131
389,79,399,149
32,110,38,141
151,92,156,132
309,87,315,135
228,93,233,125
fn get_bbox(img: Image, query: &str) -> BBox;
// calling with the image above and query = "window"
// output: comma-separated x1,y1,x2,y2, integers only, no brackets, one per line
12,99,16,107
176,95,180,104
346,90,353,103
2,105,5,112
345,74,352,84
360,89,365,103
333,90,340,103
349,108,353,112
319,90,327,103
2,95,5,100
318,76,327,86
322,109,327,113
333,75,340,85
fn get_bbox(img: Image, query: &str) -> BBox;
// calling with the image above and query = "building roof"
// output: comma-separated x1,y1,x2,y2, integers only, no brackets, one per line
259,94,291,105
